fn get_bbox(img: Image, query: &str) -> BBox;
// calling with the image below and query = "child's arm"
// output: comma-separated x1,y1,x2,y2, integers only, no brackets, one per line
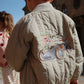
0,47,7,67
5,19,32,71
70,23,83,82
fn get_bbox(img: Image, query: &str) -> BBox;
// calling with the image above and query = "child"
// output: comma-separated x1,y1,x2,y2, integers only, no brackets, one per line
5,0,83,84
0,11,20,84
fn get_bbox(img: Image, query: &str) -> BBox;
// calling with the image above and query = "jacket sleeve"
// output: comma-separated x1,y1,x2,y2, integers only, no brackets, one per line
71,23,83,80
5,17,33,71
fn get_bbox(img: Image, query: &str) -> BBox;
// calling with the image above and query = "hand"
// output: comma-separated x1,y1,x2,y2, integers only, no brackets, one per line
0,56,8,67
70,79,78,84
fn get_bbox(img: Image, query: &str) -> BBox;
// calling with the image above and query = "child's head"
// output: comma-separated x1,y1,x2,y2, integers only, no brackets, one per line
0,11,14,35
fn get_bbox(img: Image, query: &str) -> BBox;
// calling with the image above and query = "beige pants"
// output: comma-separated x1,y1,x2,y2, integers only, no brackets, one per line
2,66,20,84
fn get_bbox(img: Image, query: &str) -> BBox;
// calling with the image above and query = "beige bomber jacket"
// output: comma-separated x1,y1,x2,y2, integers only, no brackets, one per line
5,2,83,84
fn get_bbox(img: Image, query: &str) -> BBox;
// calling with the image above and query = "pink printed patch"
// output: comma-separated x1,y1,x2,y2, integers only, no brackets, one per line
44,34,58,44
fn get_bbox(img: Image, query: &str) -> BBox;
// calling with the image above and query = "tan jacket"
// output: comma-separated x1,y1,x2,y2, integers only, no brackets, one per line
5,2,83,84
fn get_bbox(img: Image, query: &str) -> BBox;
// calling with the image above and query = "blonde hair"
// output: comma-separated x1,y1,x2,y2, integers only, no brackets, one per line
0,11,14,35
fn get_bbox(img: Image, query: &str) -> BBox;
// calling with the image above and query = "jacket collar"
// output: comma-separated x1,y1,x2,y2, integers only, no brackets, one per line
33,2,54,12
